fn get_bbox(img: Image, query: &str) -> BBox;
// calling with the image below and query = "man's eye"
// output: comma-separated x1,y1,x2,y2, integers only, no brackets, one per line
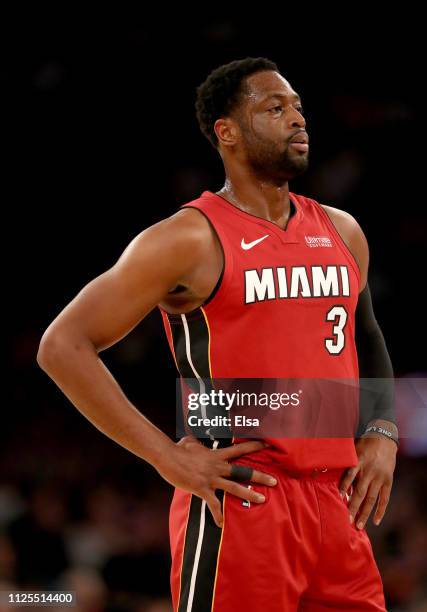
296,106,305,115
269,105,283,113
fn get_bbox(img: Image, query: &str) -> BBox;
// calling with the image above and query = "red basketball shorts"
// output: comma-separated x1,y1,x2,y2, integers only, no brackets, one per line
169,459,387,611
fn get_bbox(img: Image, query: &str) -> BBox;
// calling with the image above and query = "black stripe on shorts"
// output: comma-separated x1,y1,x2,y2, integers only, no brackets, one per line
178,490,224,611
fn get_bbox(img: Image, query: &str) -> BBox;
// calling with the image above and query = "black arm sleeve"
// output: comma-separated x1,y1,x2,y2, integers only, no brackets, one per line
355,283,396,437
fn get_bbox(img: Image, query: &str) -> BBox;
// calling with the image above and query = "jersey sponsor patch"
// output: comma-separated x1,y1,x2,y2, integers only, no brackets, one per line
305,235,333,248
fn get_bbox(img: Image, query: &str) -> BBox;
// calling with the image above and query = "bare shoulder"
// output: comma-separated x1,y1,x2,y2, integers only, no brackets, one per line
321,204,362,235
164,205,214,234
135,206,214,252
130,205,222,313
119,205,217,273
38,206,220,352
320,204,369,291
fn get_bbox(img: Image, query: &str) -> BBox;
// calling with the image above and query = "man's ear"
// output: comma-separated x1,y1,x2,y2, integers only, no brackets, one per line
214,117,239,148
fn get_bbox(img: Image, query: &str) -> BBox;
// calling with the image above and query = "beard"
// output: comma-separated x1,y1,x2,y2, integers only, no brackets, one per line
241,130,309,185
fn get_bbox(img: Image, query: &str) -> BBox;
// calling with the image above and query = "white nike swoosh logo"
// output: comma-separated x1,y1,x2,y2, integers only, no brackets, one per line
241,234,270,250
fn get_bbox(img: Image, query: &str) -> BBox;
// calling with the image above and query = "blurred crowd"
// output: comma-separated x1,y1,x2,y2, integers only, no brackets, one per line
0,390,174,612
0,435,426,611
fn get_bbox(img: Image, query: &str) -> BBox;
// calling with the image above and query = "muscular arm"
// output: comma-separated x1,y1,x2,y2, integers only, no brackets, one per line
322,204,397,438
37,207,275,527
37,208,211,464
323,204,397,529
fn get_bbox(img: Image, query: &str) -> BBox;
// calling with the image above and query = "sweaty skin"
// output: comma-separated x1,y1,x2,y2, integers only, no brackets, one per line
37,69,396,530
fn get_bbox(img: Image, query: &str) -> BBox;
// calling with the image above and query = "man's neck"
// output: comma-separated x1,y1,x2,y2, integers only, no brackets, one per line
216,176,292,229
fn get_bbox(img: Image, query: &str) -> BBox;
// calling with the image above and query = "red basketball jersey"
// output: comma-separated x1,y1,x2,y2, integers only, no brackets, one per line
160,190,361,470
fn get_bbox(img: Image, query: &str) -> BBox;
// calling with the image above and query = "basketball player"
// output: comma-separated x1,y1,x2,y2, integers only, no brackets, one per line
37,58,398,611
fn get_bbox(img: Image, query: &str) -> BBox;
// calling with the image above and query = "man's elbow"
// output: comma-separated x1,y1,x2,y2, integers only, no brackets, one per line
37,329,62,370
37,324,78,369
37,325,95,371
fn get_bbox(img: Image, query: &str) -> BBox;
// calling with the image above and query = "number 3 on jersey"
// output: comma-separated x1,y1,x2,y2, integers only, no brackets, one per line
325,306,348,355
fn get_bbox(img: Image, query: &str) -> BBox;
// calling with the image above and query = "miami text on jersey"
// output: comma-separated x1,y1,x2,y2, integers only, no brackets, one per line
244,264,350,303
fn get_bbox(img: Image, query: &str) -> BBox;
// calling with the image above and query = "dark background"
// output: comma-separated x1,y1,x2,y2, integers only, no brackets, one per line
3,11,426,612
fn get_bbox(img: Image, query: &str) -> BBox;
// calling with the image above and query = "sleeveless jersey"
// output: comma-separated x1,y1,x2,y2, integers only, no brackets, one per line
159,190,361,470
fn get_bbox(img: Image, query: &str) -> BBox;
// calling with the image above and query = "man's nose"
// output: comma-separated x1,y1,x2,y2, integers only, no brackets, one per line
289,108,306,129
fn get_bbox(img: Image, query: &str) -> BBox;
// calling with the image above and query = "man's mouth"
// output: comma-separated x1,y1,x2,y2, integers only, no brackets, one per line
289,132,309,152
289,142,309,152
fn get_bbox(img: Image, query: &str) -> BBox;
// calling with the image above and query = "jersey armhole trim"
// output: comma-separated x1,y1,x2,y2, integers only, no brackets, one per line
314,201,362,287
158,205,233,320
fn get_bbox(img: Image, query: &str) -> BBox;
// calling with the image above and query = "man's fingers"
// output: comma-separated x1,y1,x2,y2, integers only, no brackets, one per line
339,466,359,498
205,492,223,529
217,440,267,460
373,483,392,526
218,462,277,486
216,477,266,504
245,468,277,486
347,477,369,524
352,481,382,530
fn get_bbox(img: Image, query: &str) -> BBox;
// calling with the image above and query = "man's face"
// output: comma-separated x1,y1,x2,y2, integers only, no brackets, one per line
235,71,309,183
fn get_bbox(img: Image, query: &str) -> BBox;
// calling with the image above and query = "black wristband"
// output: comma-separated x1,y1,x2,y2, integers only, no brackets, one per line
362,425,399,447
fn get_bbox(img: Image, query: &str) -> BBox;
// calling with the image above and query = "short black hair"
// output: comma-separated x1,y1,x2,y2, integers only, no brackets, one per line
195,57,279,149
